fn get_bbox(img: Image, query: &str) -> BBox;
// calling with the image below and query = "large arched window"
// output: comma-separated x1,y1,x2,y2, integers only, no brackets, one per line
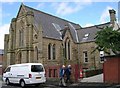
35,47,38,60
64,38,71,60
10,29,14,48
68,40,70,60
48,43,56,60
48,43,52,60
26,50,29,63
53,44,56,60
64,41,67,59
19,30,24,46
18,52,22,64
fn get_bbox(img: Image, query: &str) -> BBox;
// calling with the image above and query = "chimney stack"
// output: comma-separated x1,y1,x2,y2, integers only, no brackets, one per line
109,9,116,26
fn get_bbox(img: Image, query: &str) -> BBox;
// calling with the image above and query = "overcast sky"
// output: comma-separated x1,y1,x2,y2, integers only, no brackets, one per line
0,0,119,49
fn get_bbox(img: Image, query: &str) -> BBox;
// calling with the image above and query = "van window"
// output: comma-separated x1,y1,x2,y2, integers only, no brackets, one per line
4,67,11,73
31,65,44,72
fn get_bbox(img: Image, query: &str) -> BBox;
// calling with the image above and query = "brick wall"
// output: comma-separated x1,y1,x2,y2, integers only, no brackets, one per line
79,42,102,70
0,54,3,75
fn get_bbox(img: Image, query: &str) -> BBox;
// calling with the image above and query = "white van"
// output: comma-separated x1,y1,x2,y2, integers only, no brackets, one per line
3,63,46,87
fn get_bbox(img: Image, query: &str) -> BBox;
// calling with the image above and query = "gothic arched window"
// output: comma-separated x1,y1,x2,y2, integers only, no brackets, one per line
35,47,38,60
64,38,71,60
48,43,52,60
68,40,70,60
19,30,24,46
18,52,22,64
53,44,56,60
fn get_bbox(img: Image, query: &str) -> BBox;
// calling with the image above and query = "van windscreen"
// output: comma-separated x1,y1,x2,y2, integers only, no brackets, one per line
31,65,44,72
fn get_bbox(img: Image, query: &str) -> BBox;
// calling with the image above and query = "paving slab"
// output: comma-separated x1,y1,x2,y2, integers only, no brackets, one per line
80,74,103,83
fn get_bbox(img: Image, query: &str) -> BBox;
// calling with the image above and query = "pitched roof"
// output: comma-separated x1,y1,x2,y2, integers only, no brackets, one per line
22,4,81,42
18,4,110,43
77,22,110,43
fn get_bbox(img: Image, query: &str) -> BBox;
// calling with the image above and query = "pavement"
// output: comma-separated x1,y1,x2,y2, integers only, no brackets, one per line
0,75,2,88
80,74,103,83
0,82,2,88
45,75,120,88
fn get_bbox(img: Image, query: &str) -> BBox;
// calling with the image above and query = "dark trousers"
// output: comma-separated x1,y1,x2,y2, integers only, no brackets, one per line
66,75,71,83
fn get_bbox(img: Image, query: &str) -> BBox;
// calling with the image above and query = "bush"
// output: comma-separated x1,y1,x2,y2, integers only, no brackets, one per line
84,69,103,78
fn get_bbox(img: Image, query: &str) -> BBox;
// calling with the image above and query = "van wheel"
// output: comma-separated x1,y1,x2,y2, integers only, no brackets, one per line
6,79,10,85
20,80,25,88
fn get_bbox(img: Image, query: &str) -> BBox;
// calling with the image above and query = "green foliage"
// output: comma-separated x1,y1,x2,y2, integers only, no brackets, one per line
84,69,103,77
95,26,120,55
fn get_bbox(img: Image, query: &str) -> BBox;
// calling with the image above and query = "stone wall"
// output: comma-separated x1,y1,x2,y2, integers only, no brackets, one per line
79,42,103,70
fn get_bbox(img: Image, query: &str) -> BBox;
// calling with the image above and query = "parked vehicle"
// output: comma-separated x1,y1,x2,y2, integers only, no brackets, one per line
3,63,46,87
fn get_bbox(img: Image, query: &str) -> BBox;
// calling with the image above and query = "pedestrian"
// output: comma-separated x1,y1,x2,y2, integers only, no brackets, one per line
59,65,66,87
65,65,72,83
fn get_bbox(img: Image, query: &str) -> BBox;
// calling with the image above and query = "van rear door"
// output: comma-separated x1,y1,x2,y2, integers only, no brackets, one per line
30,65,45,83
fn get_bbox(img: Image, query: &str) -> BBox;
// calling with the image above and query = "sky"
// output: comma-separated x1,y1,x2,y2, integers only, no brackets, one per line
0,0,119,49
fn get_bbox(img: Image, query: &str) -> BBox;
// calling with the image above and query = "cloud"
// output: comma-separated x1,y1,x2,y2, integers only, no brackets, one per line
0,5,2,26
1,0,24,3
53,2,92,16
56,2,80,16
1,0,16,4
1,0,16,2
100,6,113,24
3,13,11,18
0,0,119,2
84,23,94,27
36,3,45,9
0,24,9,49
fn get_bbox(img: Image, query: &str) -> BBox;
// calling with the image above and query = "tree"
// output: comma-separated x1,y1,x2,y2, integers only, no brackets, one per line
95,26,120,55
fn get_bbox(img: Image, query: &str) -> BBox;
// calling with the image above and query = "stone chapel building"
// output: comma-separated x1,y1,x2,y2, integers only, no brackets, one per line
3,4,116,80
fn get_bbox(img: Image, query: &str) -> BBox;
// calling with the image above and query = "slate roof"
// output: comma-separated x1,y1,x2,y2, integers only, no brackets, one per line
19,4,110,43
77,22,110,43
22,4,81,43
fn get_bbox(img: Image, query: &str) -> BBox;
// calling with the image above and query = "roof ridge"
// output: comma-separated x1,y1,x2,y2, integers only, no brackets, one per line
23,4,81,27
81,22,110,29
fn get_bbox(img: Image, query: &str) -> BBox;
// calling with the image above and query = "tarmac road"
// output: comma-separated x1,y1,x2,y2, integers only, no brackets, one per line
0,75,120,88
1,81,120,88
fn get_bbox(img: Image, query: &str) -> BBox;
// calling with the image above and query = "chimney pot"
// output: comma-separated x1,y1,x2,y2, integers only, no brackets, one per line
109,9,116,14
109,9,116,26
